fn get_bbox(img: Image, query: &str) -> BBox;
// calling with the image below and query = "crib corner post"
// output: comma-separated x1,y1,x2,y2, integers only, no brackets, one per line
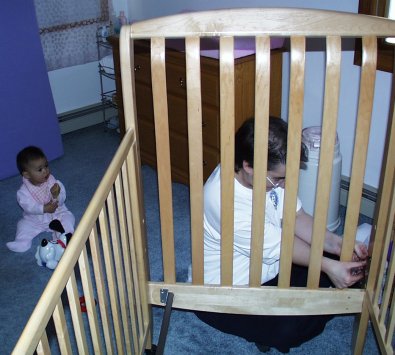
351,294,370,355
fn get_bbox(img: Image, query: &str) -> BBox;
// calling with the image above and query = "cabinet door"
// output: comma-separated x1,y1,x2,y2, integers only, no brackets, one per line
200,58,220,108
134,53,152,86
168,95,219,149
138,119,156,167
166,56,220,108
134,79,155,165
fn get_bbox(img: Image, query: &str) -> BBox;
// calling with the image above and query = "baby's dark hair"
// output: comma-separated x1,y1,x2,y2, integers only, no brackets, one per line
234,117,308,172
16,146,46,175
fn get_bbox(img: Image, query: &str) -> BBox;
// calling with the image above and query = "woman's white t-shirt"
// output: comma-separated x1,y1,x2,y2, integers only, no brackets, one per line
203,165,302,285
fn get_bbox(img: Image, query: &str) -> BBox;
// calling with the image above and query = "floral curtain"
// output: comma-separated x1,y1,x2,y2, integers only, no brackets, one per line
34,0,113,71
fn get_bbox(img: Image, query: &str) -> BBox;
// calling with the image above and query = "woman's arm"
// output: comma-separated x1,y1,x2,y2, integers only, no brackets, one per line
292,236,367,288
294,208,368,261
294,207,342,255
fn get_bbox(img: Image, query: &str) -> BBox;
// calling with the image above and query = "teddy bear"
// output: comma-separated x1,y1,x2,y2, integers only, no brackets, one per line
35,219,72,270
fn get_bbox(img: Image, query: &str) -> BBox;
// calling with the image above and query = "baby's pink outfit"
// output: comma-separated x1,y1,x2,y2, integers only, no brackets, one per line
6,175,75,252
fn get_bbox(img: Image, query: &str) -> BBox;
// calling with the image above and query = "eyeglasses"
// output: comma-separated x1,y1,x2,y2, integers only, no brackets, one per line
266,176,284,189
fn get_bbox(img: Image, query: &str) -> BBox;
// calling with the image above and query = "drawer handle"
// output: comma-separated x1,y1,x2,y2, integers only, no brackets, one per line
179,77,185,88
203,160,208,166
202,121,207,128
134,65,141,71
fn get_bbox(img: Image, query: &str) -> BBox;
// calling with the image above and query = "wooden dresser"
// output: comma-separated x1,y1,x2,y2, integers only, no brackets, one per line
108,37,283,184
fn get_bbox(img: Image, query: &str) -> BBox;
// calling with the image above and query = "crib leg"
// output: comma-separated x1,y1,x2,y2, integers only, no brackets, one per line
145,290,174,355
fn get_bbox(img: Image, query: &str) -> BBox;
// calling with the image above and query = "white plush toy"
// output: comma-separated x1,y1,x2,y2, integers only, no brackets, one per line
35,219,72,270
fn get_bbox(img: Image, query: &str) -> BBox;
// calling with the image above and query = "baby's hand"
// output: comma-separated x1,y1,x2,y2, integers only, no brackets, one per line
51,183,60,199
44,200,58,213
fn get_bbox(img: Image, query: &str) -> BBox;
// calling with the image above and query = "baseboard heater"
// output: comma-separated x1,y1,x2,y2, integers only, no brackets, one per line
340,178,377,219
58,103,116,134
58,103,107,123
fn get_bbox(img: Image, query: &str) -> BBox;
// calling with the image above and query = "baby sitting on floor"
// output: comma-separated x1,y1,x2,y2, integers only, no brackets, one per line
6,146,75,253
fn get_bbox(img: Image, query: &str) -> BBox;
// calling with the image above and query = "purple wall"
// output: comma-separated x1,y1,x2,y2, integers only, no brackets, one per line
0,0,63,180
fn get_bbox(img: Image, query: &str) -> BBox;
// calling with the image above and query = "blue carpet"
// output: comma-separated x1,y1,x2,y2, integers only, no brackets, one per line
0,123,380,354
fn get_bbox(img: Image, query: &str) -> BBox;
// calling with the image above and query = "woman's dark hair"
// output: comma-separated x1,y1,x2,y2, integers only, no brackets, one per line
234,116,308,172
16,146,46,175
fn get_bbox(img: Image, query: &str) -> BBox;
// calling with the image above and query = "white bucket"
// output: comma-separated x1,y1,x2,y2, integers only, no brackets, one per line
298,126,342,232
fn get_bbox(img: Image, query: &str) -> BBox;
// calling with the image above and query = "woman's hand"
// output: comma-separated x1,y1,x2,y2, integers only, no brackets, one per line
323,258,367,289
353,242,369,261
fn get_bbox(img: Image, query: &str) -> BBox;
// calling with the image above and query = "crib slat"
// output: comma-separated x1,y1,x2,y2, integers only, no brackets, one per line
186,36,205,285
78,245,104,354
151,36,176,284
378,192,395,324
381,244,395,332
341,36,377,262
120,26,138,133
99,207,125,353
117,167,140,351
125,146,153,350
385,234,395,345
219,36,235,286
307,36,341,288
250,36,270,287
373,225,394,312
88,224,116,354
108,185,133,354
36,332,50,355
52,299,72,354
278,36,306,288
121,163,145,350
66,272,89,354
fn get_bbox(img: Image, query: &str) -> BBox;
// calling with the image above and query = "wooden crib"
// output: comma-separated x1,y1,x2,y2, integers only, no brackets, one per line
13,8,395,354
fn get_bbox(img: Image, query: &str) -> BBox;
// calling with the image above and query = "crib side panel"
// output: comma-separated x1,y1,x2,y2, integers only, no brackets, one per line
354,97,395,354
12,129,152,354
124,9,395,354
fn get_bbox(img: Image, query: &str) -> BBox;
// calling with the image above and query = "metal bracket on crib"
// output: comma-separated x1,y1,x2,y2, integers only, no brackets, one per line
146,288,174,355
160,288,169,304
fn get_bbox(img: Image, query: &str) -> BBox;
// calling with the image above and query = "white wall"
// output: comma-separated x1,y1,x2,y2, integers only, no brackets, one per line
113,0,133,22
48,62,102,114
280,51,392,189
48,0,392,188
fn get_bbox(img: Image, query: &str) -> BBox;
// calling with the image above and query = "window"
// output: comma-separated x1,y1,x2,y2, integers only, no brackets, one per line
34,0,113,71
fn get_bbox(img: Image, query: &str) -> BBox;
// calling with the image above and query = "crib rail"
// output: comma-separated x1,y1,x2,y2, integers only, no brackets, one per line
12,128,151,355
355,114,395,354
